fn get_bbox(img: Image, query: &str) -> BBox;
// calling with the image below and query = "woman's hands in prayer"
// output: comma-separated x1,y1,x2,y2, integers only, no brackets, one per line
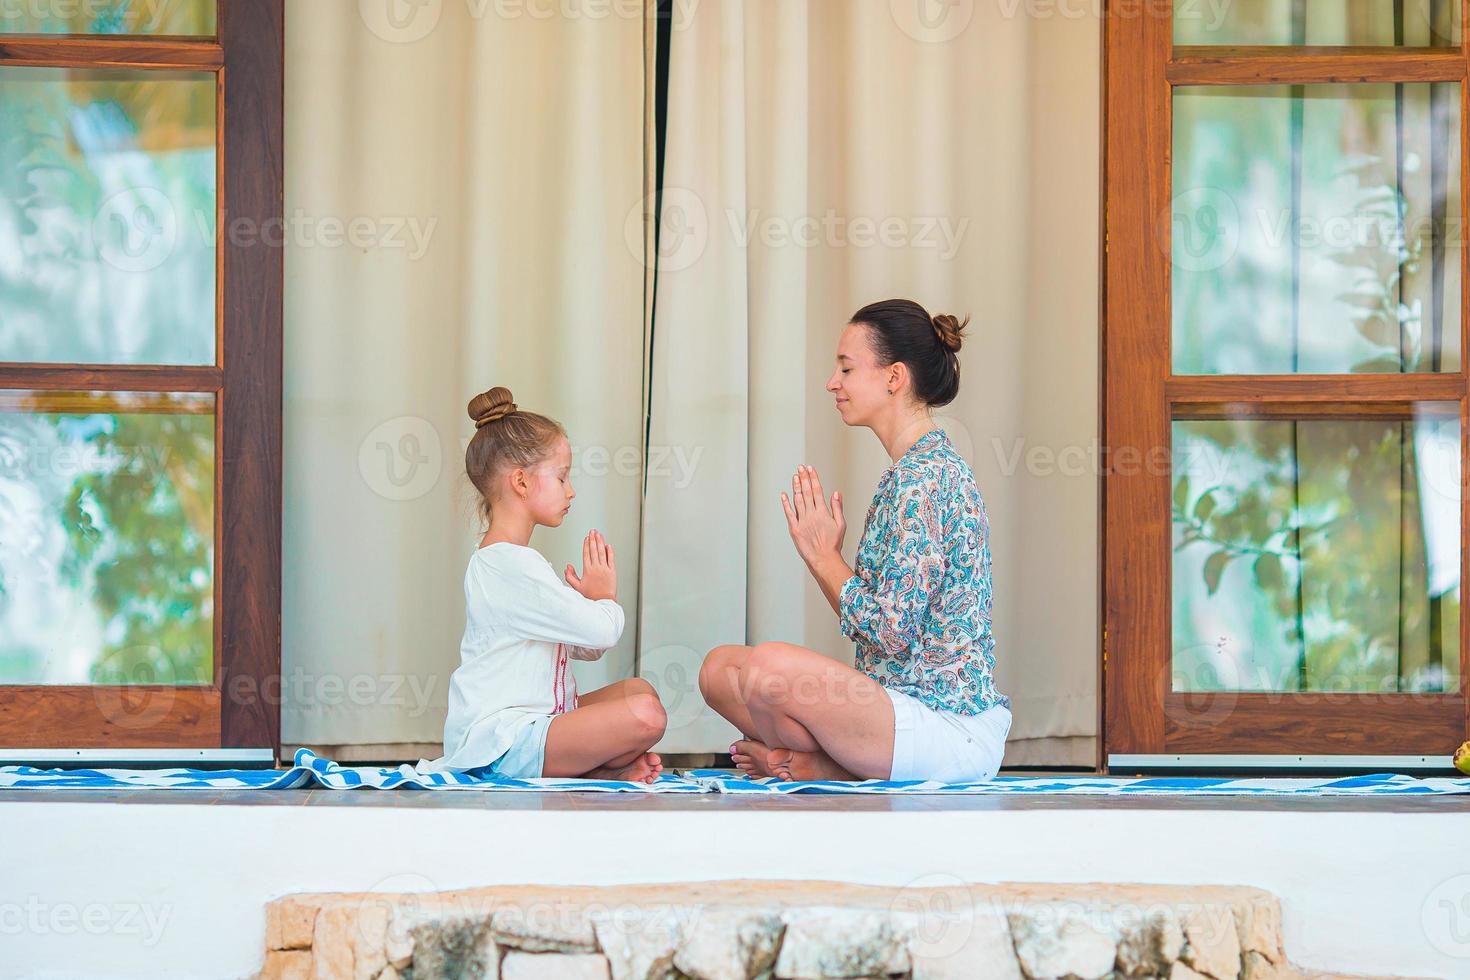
782,465,853,615
782,464,846,566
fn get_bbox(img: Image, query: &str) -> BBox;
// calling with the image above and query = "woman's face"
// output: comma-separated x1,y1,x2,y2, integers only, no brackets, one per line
826,322,894,427
519,436,576,527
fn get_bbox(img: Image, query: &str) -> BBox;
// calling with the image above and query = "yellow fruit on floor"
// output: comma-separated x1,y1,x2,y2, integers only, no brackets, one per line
1456,741,1470,776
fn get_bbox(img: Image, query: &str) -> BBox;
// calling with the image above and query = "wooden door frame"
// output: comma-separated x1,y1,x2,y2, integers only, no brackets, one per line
1101,11,1470,765
0,0,283,754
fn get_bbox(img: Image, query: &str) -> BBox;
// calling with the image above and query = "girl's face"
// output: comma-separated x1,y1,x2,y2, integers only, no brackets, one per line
826,322,898,427
518,436,576,527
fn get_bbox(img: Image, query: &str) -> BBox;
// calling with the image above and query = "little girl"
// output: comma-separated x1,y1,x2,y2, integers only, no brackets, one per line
420,386,667,783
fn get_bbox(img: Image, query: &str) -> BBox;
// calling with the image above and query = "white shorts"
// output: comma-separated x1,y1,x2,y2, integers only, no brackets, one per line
886,686,1011,783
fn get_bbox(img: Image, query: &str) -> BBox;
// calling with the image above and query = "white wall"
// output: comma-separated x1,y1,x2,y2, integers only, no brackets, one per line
3,800,1463,978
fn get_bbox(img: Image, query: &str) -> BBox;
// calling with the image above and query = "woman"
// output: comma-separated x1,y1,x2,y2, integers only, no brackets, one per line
698,299,1011,783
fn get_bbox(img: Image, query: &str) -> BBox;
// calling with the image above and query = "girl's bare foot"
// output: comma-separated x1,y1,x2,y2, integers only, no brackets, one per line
730,738,779,778
586,752,663,784
767,747,858,782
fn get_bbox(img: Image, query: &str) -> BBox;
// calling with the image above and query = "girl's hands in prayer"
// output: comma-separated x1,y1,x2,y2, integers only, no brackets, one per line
566,529,617,601
781,464,846,567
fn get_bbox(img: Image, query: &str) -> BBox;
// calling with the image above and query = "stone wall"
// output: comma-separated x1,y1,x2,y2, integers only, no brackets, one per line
258,880,1407,980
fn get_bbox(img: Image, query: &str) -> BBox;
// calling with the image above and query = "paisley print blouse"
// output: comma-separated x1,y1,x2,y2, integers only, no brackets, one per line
838,428,1009,716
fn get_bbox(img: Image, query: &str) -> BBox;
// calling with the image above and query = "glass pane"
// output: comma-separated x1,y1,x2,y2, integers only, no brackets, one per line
1,0,215,35
0,68,216,365
0,390,215,684
1175,0,1458,46
1173,83,1462,375
1172,406,1461,693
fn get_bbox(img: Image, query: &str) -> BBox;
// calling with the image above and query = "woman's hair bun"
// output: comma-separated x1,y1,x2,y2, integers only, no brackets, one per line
931,313,968,353
468,386,517,428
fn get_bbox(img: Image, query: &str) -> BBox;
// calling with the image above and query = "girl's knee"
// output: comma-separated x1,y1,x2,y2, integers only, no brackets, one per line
627,690,667,741
621,676,657,699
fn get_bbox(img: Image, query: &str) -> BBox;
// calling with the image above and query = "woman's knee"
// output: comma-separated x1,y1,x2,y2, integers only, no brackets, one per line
698,644,748,698
745,642,806,705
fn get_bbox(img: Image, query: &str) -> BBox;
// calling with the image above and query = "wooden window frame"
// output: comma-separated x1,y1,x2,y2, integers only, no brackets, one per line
1103,16,1470,759
0,1,283,753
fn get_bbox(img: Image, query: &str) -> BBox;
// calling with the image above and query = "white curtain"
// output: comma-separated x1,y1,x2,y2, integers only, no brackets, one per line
281,0,650,752
640,0,1101,765
282,0,1101,767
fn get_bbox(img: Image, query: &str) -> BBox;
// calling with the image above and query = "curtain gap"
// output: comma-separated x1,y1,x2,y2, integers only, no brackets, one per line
634,0,675,674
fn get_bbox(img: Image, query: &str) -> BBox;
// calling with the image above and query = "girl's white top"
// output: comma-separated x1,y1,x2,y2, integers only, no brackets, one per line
417,542,625,773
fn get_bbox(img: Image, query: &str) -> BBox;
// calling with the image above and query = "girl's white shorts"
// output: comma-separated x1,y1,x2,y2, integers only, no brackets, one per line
886,686,1011,783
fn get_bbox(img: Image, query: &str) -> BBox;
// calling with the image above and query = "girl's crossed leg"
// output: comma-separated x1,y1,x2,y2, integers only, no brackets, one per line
543,677,667,783
698,642,895,781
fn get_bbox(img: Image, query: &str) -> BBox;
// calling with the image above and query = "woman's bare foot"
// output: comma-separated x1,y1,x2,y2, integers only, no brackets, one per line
585,752,663,784
767,747,858,782
730,738,779,778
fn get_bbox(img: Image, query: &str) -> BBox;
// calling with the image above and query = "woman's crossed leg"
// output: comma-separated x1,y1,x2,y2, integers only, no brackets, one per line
699,642,894,781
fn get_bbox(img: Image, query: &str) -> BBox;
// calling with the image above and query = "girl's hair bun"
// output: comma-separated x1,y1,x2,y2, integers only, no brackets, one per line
468,386,517,428
931,313,968,353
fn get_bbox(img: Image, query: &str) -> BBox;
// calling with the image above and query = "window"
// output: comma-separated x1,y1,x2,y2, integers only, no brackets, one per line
0,2,282,753
1105,2,1468,761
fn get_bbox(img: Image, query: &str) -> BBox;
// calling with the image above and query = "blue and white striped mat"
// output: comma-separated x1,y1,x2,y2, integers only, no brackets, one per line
1,749,1468,794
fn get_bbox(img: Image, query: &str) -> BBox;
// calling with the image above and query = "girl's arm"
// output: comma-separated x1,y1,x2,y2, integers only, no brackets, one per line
566,645,606,662
479,553,625,651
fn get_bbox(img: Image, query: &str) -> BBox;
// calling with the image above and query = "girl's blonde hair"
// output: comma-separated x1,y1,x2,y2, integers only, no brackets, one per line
465,386,565,527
